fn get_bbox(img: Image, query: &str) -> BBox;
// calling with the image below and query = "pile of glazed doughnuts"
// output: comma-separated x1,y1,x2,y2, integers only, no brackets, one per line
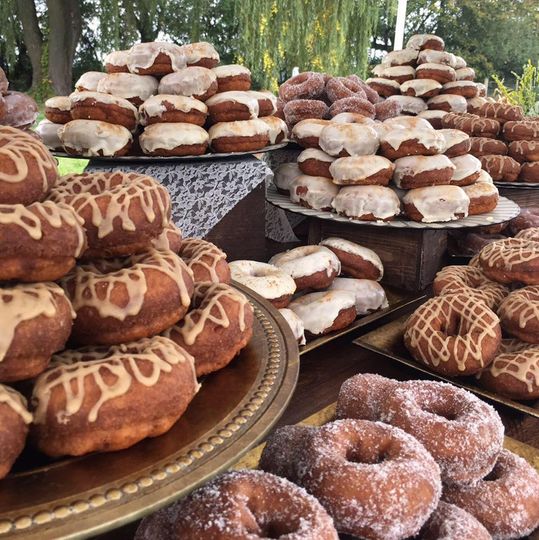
276,112,501,223
36,40,286,157
229,238,387,343
0,126,254,479
0,67,40,131
405,232,539,400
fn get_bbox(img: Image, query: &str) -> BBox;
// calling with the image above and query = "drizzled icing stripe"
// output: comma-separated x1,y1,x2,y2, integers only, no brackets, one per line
180,238,227,283
487,346,539,392
32,336,198,424
0,384,32,424
498,286,539,330
479,238,539,271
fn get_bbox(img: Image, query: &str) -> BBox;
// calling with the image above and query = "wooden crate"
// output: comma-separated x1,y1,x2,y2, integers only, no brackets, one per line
499,187,539,207
308,219,448,292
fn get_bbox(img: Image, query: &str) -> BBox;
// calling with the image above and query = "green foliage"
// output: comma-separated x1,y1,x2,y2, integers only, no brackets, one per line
492,60,539,116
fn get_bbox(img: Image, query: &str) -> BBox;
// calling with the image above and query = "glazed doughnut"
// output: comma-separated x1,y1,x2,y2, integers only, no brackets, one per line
498,286,539,343
229,260,296,307
519,161,539,183
259,116,288,144
32,336,198,457
480,102,524,123
417,50,456,67
462,180,499,215
158,67,217,101
516,226,539,241
139,94,207,126
365,77,401,97
319,123,379,157
480,154,521,182
49,171,170,258
34,119,63,151
406,34,445,51
328,278,388,314
246,92,276,116
384,116,436,133
455,67,476,81
393,155,456,189
0,282,74,382
428,94,467,113
208,119,270,152
373,65,416,84
179,238,230,283
331,112,376,125
290,175,339,211
329,155,394,186
205,91,261,122
320,237,383,280
163,282,253,376
385,95,428,115
400,78,442,98
433,265,508,309
508,140,539,163
44,96,71,124
96,72,158,106
374,98,403,121
279,72,326,101
103,50,129,73
298,148,334,178
325,76,366,102
140,123,209,156
443,449,539,539
438,128,470,157
403,185,470,223
382,49,419,67
379,128,445,160
417,109,448,129
273,162,301,193
469,137,507,157
283,99,328,126
135,470,338,540
404,293,501,375
328,96,375,119
212,64,251,92
382,380,504,484
179,41,219,68
450,154,481,186
0,126,58,205
510,207,539,234
441,112,500,138
126,42,187,76
416,63,456,84
1,91,39,128
75,71,106,92
291,118,331,148
467,96,488,114
59,119,133,157
278,308,306,345
503,120,539,141
0,385,31,478
299,419,442,539
441,80,479,98
151,222,182,252
269,245,340,291
332,185,401,221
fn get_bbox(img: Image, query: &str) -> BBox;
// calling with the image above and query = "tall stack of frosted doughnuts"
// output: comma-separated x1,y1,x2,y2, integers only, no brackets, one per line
37,40,286,157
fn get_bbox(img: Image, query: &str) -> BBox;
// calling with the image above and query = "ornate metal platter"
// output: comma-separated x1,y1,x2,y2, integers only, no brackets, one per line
0,283,299,539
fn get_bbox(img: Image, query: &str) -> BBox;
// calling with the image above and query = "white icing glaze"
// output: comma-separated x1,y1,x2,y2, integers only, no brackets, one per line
479,238,539,273
278,308,306,345
416,63,456,75
45,96,71,111
331,113,376,125
180,238,227,283
229,260,296,299
319,237,384,278
259,117,288,144
97,73,158,101
208,119,270,139
400,79,442,96
273,162,301,191
289,290,356,335
454,56,467,69
179,42,219,64
450,154,482,181
428,94,467,113
269,245,341,279
438,129,469,152
328,277,388,314
403,185,470,222
386,95,428,114
158,67,216,97
462,180,499,200
126,42,187,73
383,116,434,130
58,120,132,156
332,185,401,220
372,65,415,79
381,49,419,66
103,50,129,68
212,64,251,78
292,119,331,139
406,34,444,50
69,91,138,115
477,169,494,184
381,128,445,151
393,154,455,186
140,123,209,152
456,67,476,80
35,119,63,150
0,384,32,424
139,94,207,124
443,80,478,90
365,77,401,90
247,91,278,114
319,124,379,157
297,148,334,163
289,175,339,210
329,155,393,184
418,50,457,67
75,71,106,91
206,91,260,118
418,110,448,120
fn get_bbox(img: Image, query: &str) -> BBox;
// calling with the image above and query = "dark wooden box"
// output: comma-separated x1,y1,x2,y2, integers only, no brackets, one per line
499,187,538,208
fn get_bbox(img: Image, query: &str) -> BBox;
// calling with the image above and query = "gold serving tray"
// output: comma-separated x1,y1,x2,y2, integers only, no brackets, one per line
0,283,299,540
354,315,539,419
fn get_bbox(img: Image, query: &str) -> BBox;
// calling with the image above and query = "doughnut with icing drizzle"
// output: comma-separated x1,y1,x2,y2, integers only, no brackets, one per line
179,238,231,283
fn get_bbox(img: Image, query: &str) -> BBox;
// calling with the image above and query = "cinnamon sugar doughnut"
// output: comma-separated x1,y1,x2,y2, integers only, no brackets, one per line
328,96,375,119
179,238,230,284
96,72,158,107
75,71,106,92
283,99,328,126
469,137,508,157
328,278,388,315
400,79,442,98
140,123,209,156
139,94,207,126
380,128,445,160
332,185,401,221
298,148,335,178
0,66,8,93
325,76,366,102
103,50,129,73
279,72,326,102
503,120,539,141
443,449,539,539
208,119,270,152
480,154,521,182
163,282,253,376
508,140,539,163
406,34,445,51
44,96,71,124
462,180,499,215
498,286,539,343
393,155,455,189
404,293,502,375
329,155,394,186
290,175,339,211
366,77,401,97
126,42,187,76
179,41,219,68
319,123,379,157
347,75,380,104
374,98,403,121
403,185,470,223
212,64,251,92
158,67,217,101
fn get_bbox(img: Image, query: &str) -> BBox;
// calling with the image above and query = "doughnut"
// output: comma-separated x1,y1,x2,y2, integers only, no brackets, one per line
320,237,383,280
259,116,288,144
332,185,401,221
510,208,539,234
385,95,428,115
299,419,442,539
208,119,270,152
0,66,9,93
374,98,403,121
404,293,501,375
44,96,71,124
290,175,339,211
379,128,445,160
283,99,328,126
0,385,31,478
162,281,253,376
455,67,476,81
365,77,401,97
0,126,58,205
289,291,357,335
388,116,438,132
103,50,129,73
319,123,379,157
347,74,381,104
328,278,388,315
75,71,106,92
503,120,539,141
279,72,326,101
151,222,183,252
417,109,448,129
246,90,277,117
400,78,442,98
1,91,39,128
508,140,539,163
157,67,217,101
442,112,500,137
443,449,539,539
433,265,508,309
32,336,198,457
417,50,456,67
516,227,539,241
428,94,467,113
49,171,170,258
135,470,338,540
139,94,207,126
392,155,456,189
441,80,479,99
291,118,331,148
416,63,456,84
406,34,445,51
273,162,301,193
269,245,340,291
403,185,470,223
329,155,394,186
438,128,470,157
372,65,416,84
382,49,419,67
498,286,539,343
479,154,521,182
205,91,260,122
469,136,507,157
229,260,296,307
59,119,133,157
467,96,488,114
34,119,63,151
96,72,158,106
179,238,230,283
462,180,499,215
278,308,306,345
382,380,504,485
328,96,375,119
520,161,539,182
0,282,74,382
331,112,376,124
457,232,507,256
450,154,482,186
140,123,209,156
179,41,219,68
325,76,366,102
480,102,524,123
298,148,335,178
126,42,187,75
212,64,251,92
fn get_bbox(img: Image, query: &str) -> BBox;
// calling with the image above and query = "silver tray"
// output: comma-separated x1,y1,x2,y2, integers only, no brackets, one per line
494,181,539,189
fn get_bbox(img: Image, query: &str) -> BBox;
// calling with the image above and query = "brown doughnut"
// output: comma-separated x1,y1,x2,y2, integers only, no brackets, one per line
510,208,539,234
400,78,442,98
366,77,401,97
298,148,334,178
380,128,445,160
416,63,457,84
462,180,499,215
469,137,508,157
44,96,71,124
0,66,9,94
480,101,524,123
2,91,39,128
212,64,251,92
503,120,539,141
439,129,471,157
374,98,402,121
329,96,375,119
328,155,394,186
347,75,380,104
103,50,129,73
441,80,479,98
291,119,331,148
179,238,230,284
393,155,455,189
325,76,366,102
519,161,539,183
498,286,539,343
406,34,445,51
279,72,326,101
283,99,328,126
139,95,207,126
126,42,187,76
208,119,270,153
70,91,138,130
151,222,183,252
480,154,521,182
179,42,219,68
508,140,539,163
441,112,500,138
467,96,488,114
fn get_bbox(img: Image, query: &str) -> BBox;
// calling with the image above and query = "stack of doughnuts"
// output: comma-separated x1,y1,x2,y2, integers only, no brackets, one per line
0,67,40,133
230,238,387,343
